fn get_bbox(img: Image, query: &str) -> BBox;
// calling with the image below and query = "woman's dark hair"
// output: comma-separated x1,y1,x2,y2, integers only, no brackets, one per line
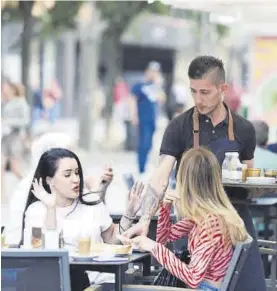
24,148,84,210
20,148,101,246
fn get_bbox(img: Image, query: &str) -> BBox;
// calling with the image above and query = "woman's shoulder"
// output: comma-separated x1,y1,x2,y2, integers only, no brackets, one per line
25,201,46,216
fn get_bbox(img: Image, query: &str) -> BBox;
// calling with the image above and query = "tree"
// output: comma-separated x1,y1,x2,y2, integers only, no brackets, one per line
95,1,169,139
1,0,83,104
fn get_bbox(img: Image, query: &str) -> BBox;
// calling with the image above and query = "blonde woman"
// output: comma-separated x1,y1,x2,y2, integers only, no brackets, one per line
122,147,250,291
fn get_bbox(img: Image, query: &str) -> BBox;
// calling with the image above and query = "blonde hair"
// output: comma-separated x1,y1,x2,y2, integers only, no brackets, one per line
176,147,249,246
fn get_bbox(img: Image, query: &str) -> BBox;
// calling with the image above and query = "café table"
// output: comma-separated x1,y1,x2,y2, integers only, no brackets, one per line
70,252,151,291
223,181,277,191
223,181,277,236
224,181,277,276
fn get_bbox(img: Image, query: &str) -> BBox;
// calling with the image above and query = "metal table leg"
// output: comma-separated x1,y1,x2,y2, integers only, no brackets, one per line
115,265,127,291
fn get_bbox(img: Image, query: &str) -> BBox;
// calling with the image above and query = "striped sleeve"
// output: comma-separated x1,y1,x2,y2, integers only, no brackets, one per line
156,204,194,245
152,222,221,288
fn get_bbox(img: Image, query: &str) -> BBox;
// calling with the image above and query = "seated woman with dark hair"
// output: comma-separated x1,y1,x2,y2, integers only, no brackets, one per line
21,148,144,291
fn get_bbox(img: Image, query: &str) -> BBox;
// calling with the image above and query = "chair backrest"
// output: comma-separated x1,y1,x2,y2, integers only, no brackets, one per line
219,237,253,291
123,285,196,291
1,249,71,291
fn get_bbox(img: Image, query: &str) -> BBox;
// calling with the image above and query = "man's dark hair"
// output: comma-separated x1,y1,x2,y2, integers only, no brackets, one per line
188,56,225,84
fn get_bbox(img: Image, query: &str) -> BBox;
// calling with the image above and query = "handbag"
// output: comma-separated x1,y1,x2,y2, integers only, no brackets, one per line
153,248,190,288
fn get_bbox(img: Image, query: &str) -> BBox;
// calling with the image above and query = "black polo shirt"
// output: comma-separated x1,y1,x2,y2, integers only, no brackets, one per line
160,105,256,200
160,104,256,171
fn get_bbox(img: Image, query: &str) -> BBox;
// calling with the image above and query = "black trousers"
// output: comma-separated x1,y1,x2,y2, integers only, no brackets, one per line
70,266,115,291
70,265,90,291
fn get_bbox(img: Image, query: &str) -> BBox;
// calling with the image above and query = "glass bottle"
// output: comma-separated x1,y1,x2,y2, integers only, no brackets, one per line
222,152,232,182
230,152,242,183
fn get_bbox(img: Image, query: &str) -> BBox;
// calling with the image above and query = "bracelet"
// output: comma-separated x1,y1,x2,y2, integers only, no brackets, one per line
123,213,136,220
119,222,126,234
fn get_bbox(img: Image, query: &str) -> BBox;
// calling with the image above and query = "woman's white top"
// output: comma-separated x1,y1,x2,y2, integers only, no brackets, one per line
24,200,113,247
24,200,115,285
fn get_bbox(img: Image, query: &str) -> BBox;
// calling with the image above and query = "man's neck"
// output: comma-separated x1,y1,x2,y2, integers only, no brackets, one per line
207,102,227,127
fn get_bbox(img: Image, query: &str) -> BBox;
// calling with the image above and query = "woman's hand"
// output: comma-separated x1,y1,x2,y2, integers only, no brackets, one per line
85,166,114,191
164,189,180,205
126,181,144,216
131,235,157,252
100,166,113,189
32,178,56,208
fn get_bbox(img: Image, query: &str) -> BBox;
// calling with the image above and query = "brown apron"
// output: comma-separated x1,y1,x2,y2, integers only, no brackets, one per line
190,106,267,291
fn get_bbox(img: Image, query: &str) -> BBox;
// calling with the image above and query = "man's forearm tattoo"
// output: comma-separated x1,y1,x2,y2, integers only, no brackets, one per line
139,154,170,222
140,183,167,220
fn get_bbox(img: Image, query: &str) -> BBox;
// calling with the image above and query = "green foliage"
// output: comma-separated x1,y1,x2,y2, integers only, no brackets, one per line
96,0,169,37
1,1,84,38
216,24,229,38
42,1,84,36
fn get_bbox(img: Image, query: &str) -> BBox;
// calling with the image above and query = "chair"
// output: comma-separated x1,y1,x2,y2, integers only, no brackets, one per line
258,239,277,291
219,237,253,291
122,285,198,291
83,286,103,291
124,237,253,291
1,249,71,291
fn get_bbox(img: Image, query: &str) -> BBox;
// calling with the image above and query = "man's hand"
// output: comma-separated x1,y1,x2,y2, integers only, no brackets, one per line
122,220,150,239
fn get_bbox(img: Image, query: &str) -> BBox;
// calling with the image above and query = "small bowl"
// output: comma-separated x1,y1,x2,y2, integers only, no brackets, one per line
246,168,261,177
264,169,277,178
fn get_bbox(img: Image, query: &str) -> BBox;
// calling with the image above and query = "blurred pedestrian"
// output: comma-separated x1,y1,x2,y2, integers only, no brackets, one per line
1,82,30,187
129,61,165,174
267,130,277,154
113,76,134,150
252,120,277,168
31,79,62,126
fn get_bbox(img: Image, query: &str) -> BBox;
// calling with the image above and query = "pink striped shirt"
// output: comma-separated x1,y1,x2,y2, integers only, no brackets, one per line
151,204,233,289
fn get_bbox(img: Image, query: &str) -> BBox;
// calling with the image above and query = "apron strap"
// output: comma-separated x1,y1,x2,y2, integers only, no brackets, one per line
193,107,199,149
193,106,235,149
227,108,235,141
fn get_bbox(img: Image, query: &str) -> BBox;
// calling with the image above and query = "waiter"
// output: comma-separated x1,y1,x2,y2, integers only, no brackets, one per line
125,56,266,291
